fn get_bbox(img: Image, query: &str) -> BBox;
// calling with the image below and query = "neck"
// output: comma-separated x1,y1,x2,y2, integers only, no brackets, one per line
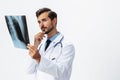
47,29,58,39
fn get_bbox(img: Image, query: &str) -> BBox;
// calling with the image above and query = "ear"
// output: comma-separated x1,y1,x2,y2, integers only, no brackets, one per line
52,18,57,26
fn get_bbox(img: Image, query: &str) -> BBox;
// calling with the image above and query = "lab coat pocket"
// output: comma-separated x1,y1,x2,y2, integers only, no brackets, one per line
50,46,62,62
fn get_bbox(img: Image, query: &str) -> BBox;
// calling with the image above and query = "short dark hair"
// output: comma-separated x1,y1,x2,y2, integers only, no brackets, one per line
36,7,57,20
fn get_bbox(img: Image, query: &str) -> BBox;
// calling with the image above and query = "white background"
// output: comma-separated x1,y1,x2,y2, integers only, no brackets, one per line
0,0,120,80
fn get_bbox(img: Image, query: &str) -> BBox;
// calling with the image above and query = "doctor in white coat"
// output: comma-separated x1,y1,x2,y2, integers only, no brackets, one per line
27,7,75,80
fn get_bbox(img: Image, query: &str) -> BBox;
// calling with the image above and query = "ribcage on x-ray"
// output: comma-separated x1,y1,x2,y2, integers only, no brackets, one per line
5,15,29,49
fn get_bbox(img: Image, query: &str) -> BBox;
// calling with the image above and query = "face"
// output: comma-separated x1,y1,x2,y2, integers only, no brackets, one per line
37,12,55,34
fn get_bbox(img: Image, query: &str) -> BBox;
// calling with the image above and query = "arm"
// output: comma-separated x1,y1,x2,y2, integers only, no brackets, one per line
27,32,44,74
26,57,38,74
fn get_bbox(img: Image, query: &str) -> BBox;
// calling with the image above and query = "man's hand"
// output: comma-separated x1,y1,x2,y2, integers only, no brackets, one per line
27,44,41,63
34,32,45,48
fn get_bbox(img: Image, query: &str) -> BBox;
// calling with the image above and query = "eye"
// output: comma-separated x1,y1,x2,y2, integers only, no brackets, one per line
38,21,41,24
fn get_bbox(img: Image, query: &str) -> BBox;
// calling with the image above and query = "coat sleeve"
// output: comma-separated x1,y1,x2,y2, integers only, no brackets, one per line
26,44,43,74
37,43,75,78
26,56,38,74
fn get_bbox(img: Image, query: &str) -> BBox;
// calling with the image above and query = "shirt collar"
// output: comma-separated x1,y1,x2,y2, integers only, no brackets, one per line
49,32,60,42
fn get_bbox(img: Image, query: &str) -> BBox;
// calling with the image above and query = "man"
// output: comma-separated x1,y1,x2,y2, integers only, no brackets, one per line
27,7,75,80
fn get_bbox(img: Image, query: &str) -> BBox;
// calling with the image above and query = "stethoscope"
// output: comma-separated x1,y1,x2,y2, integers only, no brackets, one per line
38,36,64,51
38,36,64,60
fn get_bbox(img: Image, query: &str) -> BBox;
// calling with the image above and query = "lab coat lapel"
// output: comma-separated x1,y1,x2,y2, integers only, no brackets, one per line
39,38,47,55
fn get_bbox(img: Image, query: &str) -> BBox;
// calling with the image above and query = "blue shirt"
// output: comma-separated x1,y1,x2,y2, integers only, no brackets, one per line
45,32,60,50
49,32,60,42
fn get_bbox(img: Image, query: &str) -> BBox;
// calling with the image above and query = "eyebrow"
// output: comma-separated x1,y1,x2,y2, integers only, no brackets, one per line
37,17,48,23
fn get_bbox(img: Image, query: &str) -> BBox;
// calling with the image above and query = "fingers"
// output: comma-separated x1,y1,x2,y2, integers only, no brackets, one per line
40,31,45,35
35,32,45,40
27,44,40,59
27,44,34,51
27,44,33,56
34,32,45,47
27,44,37,53
27,44,36,55
27,44,34,49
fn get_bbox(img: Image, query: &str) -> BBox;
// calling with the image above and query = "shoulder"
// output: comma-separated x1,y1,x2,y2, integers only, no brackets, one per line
62,37,75,51
58,32,75,50
60,37,75,59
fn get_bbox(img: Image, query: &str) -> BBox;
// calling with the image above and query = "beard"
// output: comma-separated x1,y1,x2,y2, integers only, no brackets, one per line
44,24,54,34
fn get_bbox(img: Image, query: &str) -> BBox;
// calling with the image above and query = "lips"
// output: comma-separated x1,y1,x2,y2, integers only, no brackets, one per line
41,27,46,32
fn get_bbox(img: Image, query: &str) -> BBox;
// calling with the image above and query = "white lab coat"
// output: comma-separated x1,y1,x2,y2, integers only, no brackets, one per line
27,33,75,80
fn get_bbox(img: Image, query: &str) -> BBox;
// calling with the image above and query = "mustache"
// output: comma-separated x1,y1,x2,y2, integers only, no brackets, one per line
41,26,46,30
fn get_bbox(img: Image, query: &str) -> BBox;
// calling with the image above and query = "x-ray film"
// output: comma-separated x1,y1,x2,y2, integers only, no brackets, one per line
5,15,30,49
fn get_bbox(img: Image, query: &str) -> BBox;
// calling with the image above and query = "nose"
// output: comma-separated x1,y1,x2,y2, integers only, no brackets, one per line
39,22,44,28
